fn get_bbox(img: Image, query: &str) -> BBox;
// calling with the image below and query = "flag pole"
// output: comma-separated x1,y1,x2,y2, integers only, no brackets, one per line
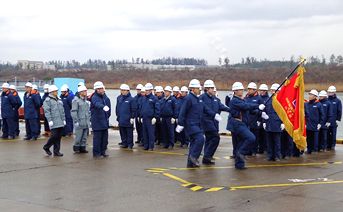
247,57,306,126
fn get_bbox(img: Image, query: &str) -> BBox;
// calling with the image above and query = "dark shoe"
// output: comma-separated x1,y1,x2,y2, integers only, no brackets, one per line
148,148,154,151
23,137,31,140
202,161,215,165
237,152,247,161
230,155,235,159
141,148,149,150
73,146,81,154
275,158,280,162
8,136,15,140
139,143,144,146
135,141,140,143
264,158,272,161
102,154,109,157
189,156,199,165
1,135,8,138
30,138,37,141
118,142,123,145
187,164,200,168
162,146,169,149
94,155,104,158
80,146,89,153
236,167,248,170
43,147,52,156
120,145,128,148
54,152,64,156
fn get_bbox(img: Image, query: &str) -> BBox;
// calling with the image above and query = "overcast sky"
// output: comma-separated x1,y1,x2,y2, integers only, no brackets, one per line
1,0,342,65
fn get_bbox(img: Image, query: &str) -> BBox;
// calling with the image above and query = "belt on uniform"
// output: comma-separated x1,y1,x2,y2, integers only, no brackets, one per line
234,118,242,122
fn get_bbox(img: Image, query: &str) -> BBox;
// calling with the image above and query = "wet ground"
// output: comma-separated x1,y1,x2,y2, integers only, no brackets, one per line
0,123,343,212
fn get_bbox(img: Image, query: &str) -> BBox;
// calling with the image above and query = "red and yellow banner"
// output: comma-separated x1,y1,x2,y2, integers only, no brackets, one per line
272,66,307,151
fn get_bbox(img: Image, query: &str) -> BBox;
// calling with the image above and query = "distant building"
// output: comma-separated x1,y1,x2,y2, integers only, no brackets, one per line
43,64,56,70
121,64,196,71
18,60,44,70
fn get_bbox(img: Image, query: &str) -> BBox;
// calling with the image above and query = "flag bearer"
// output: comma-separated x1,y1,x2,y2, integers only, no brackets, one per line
1,83,16,139
327,86,342,150
318,90,333,152
160,86,178,149
23,82,40,140
176,79,221,168
9,85,22,136
305,90,324,154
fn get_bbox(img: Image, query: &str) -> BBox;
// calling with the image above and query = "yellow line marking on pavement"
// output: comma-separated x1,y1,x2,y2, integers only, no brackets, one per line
205,187,225,192
223,156,232,159
162,172,191,184
190,186,203,191
182,183,193,187
0,137,49,142
229,180,343,191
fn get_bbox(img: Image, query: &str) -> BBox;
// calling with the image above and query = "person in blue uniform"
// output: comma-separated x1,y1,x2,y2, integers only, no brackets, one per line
172,86,181,144
318,90,333,152
200,80,230,165
32,85,42,136
90,81,111,158
258,84,269,154
225,90,237,159
60,84,73,137
327,85,342,150
176,79,222,168
140,83,160,151
244,82,263,156
177,86,189,147
1,83,16,139
42,84,51,136
264,83,283,161
160,86,179,149
134,84,143,144
137,87,146,146
23,82,41,140
229,82,267,170
9,85,22,136
116,84,136,149
155,86,164,145
305,90,324,154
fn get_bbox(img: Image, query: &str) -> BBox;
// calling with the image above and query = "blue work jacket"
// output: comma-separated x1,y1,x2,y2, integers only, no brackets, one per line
116,92,136,127
140,93,160,119
244,92,263,129
60,92,73,119
1,90,16,118
265,98,282,133
90,92,111,130
23,90,40,119
305,99,324,132
319,98,333,130
328,94,342,127
160,96,179,118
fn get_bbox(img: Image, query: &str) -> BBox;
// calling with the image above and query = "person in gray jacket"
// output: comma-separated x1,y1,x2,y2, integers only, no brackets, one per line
71,85,91,153
42,85,66,156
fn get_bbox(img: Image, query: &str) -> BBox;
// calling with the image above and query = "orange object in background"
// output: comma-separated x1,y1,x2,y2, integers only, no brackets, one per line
19,107,45,120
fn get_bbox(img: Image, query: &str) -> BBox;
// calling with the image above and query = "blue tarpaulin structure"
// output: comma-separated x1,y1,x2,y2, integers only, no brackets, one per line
54,78,85,96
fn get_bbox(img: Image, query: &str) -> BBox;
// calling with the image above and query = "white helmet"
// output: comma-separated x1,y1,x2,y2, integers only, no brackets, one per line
309,89,318,96
156,86,164,93
181,86,189,92
318,90,328,97
43,84,50,89
48,85,58,93
204,79,215,88
232,82,244,91
61,84,68,92
9,85,16,90
145,83,153,90
136,84,143,90
94,81,105,90
78,82,84,87
141,87,146,92
327,86,336,93
214,87,217,92
259,84,268,91
32,85,38,90
271,83,280,91
25,82,32,88
120,84,130,91
77,85,87,92
247,82,257,89
173,86,180,92
189,79,201,88
164,86,173,92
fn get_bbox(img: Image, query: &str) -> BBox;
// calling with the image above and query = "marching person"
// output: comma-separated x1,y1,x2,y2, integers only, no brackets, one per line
177,86,189,147
160,86,179,149
9,85,22,136
23,82,40,141
1,83,16,139
42,84,51,136
244,82,263,156
327,86,342,150
229,82,267,170
90,81,111,158
140,83,160,151
305,90,324,154
176,79,222,168
134,84,144,144
258,84,269,154
264,83,282,161
60,84,73,137
42,85,65,156
116,84,136,149
200,80,230,165
318,90,333,152
32,85,42,136
71,85,91,154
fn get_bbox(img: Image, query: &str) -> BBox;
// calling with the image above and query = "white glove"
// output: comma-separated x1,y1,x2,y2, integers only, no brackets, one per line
281,123,285,130
151,118,156,125
130,118,134,125
317,124,321,130
261,112,269,120
336,120,340,126
257,121,261,127
75,122,80,128
63,121,66,126
325,122,331,127
228,92,233,99
171,118,175,124
263,123,266,130
49,121,53,127
160,118,162,122
141,118,143,123
103,105,109,112
175,118,178,124
175,125,184,133
259,104,265,111
214,114,222,122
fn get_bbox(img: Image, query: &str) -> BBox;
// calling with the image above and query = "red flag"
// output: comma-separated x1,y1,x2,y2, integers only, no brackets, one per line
272,66,306,151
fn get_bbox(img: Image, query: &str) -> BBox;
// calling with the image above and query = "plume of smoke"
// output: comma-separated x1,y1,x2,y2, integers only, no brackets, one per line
208,36,228,64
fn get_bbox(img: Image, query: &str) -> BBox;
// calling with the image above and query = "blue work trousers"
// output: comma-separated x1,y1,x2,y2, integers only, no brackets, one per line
187,132,205,166
267,132,281,159
203,130,220,162
143,118,155,149
281,131,293,158
306,130,319,153
162,117,175,148
258,128,267,153
250,128,260,154
234,121,256,169
119,127,134,148
135,117,143,143
319,129,328,151
93,130,108,156
25,118,38,139
327,126,337,148
2,118,15,138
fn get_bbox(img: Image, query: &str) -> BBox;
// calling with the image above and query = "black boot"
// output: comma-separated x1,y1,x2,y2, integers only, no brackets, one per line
80,146,89,153
73,146,81,154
